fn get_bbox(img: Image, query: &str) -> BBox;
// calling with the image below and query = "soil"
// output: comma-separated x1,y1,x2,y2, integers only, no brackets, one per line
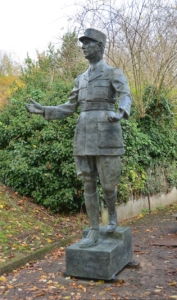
0,204,177,300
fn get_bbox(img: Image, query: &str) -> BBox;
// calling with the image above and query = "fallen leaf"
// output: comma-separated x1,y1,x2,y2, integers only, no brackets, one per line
40,275,47,279
46,238,53,243
77,285,86,292
154,289,161,293
7,254,15,258
117,279,125,284
0,276,6,282
96,280,105,284
169,282,177,286
144,292,150,295
105,287,112,291
30,286,38,291
36,292,46,297
47,280,53,284
7,284,14,289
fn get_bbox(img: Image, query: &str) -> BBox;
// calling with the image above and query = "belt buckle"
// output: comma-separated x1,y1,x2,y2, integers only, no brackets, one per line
86,102,90,111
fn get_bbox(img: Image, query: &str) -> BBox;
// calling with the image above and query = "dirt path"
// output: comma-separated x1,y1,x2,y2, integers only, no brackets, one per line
0,205,177,300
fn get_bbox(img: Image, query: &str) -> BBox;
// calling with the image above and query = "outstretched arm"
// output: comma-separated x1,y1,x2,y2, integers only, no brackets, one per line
25,77,80,120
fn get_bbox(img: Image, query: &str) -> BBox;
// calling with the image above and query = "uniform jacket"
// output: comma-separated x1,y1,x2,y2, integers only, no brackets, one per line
43,60,132,156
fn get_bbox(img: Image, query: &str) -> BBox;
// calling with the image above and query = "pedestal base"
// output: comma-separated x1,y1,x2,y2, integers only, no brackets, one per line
66,226,132,280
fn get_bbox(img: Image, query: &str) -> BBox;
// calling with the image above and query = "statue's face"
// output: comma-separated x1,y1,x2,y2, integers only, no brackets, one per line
81,38,100,60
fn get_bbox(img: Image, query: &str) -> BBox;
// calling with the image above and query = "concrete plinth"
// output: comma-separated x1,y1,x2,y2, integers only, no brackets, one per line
66,226,132,280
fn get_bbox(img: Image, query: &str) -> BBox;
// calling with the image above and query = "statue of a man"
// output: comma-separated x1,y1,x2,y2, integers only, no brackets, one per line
26,28,132,248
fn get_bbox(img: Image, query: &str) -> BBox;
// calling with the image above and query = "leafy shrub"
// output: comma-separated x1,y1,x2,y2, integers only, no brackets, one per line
117,86,177,203
0,97,85,212
0,43,177,212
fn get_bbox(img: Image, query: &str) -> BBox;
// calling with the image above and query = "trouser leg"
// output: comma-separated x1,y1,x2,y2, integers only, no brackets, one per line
79,177,99,248
103,190,118,232
84,191,99,231
97,156,121,233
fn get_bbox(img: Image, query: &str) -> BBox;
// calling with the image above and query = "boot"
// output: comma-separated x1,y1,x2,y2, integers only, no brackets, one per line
104,192,118,233
79,191,99,248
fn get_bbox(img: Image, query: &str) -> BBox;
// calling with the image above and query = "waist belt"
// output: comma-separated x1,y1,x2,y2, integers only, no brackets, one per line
81,102,114,111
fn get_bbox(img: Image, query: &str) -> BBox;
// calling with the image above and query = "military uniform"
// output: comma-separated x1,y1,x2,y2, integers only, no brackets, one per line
44,59,131,156
42,28,132,248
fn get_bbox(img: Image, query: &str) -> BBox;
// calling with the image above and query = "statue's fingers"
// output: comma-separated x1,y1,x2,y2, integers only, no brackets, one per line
116,112,123,121
118,110,124,119
25,103,31,109
107,116,113,122
29,99,42,109
30,99,37,105
25,104,33,113
120,111,124,117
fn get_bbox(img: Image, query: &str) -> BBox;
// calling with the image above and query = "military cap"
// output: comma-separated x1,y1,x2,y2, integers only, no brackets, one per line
79,28,106,46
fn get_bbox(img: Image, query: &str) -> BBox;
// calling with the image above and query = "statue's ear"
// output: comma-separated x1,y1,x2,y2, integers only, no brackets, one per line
98,42,102,48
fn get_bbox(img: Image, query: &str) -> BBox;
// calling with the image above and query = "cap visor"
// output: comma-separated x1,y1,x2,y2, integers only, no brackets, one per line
79,36,97,42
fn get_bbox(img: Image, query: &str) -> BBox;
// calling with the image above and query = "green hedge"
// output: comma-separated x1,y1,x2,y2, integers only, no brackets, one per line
0,48,177,212
0,94,177,212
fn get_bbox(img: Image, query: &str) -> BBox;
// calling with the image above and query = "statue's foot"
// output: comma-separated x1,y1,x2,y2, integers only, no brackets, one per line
79,229,99,248
107,211,118,233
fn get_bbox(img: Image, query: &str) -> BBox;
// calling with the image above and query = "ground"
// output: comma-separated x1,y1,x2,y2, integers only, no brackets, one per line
0,185,177,299
0,184,88,267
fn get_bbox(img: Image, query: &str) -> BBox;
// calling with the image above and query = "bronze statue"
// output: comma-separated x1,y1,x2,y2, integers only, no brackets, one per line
26,28,132,248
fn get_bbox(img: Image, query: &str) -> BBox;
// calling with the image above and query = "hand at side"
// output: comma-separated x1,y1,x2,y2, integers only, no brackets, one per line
107,109,124,122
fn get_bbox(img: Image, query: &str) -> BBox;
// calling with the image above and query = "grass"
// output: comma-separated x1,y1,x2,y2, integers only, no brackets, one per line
0,184,88,267
1,183,177,268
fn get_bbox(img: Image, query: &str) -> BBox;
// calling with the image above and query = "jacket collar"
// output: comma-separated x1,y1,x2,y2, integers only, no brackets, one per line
84,60,106,82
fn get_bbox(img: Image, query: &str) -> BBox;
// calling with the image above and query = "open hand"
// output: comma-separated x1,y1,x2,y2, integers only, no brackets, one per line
25,99,44,114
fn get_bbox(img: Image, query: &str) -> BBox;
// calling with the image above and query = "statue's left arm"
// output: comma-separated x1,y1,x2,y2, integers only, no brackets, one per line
111,68,132,120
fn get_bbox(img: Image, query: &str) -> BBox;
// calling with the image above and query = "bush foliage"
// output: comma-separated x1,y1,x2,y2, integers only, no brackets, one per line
0,35,177,212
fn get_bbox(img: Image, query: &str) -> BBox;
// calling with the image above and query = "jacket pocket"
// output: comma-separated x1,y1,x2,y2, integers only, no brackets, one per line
93,80,109,98
97,121,124,148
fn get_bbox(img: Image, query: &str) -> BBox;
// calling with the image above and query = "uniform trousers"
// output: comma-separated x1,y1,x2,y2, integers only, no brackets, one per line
74,155,121,196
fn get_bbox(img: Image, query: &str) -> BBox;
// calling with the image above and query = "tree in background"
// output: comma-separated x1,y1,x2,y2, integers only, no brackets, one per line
57,31,88,80
0,32,87,213
18,31,87,96
69,0,177,118
0,25,177,212
0,51,23,108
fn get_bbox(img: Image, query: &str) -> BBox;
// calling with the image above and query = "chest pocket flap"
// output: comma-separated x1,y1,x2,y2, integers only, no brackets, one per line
93,80,110,99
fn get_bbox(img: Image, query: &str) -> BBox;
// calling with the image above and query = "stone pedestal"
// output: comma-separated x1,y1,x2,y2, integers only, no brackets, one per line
66,226,132,280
